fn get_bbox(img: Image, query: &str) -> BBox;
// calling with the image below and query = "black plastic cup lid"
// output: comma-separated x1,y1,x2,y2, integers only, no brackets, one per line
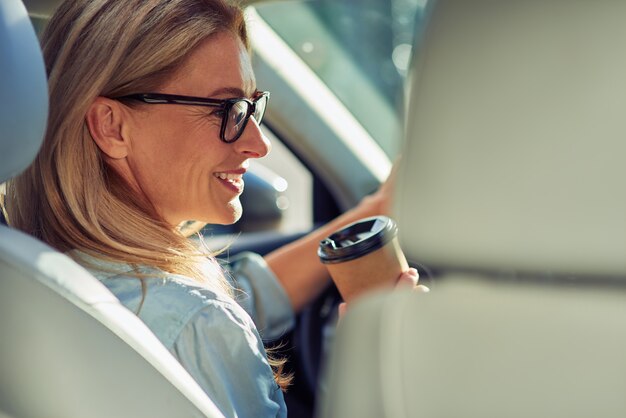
318,216,398,264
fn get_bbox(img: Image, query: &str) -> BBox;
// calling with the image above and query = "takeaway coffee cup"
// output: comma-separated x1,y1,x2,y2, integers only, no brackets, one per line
318,215,409,303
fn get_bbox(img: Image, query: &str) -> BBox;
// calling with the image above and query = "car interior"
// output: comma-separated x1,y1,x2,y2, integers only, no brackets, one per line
0,1,224,417
2,0,377,417
319,0,626,417
3,0,626,417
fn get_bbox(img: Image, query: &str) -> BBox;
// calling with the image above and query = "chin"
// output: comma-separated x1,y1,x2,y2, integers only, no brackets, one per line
208,201,243,225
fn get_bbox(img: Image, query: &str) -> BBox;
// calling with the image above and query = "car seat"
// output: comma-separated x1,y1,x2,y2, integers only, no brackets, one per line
318,0,626,417
0,1,224,417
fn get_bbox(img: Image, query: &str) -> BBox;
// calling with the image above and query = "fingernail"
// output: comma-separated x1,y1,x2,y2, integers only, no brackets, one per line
415,285,430,293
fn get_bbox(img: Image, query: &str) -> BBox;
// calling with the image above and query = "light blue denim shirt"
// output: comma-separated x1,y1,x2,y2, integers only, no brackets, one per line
74,251,294,418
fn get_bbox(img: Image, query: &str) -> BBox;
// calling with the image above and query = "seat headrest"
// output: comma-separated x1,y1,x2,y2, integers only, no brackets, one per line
394,0,626,278
0,0,48,183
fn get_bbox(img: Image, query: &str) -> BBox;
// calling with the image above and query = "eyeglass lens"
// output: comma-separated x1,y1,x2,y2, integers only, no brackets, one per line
224,95,268,142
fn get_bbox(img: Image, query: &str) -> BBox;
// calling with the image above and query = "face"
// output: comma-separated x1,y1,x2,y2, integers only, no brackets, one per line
120,31,271,226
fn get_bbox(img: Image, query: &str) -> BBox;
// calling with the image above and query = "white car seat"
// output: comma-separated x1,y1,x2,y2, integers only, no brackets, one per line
319,0,626,417
0,1,223,417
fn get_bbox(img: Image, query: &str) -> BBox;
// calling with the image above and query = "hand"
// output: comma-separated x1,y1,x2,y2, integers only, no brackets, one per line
338,268,428,319
396,267,429,292
354,158,401,218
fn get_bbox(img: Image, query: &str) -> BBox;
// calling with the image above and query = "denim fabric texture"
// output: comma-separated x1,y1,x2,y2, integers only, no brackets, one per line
75,251,294,418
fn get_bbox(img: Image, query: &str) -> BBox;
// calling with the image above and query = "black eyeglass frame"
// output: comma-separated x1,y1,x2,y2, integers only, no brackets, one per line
115,91,270,143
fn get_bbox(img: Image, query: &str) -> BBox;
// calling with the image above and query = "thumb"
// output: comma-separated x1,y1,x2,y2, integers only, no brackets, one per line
396,268,419,288
338,302,348,318
396,268,430,293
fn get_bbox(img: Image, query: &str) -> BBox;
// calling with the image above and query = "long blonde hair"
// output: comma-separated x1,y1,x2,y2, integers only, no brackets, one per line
5,0,248,286
5,0,292,390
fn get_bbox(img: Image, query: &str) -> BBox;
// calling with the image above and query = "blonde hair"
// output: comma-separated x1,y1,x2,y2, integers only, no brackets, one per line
5,0,248,286
5,0,290,389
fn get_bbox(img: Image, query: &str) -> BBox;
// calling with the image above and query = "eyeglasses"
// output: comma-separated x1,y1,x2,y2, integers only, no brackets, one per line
115,91,270,143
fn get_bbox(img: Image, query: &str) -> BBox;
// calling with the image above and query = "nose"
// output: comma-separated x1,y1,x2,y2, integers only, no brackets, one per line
234,117,271,158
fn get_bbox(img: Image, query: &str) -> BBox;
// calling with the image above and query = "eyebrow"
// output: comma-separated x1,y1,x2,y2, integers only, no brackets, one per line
208,86,256,98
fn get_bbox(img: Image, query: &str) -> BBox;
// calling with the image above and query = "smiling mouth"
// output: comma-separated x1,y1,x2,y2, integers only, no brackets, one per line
214,172,244,192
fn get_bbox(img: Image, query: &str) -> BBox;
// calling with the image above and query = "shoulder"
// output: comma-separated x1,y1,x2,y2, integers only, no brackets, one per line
138,275,252,349
75,253,285,416
77,252,247,349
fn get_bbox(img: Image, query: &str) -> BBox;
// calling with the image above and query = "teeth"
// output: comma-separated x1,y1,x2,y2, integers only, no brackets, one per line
214,172,243,181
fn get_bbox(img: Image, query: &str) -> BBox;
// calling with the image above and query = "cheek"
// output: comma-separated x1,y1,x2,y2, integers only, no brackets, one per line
134,109,214,166
134,128,185,175
127,110,235,222
128,116,199,196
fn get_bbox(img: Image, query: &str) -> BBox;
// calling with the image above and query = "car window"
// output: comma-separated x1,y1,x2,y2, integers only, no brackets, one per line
191,0,433,238
255,0,430,158
258,128,313,233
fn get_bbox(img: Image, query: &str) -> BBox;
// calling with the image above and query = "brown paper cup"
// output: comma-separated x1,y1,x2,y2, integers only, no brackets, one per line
325,236,408,303
318,216,408,304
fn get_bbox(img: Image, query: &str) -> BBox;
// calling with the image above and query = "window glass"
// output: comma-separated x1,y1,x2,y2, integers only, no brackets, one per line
257,128,313,233
255,0,430,158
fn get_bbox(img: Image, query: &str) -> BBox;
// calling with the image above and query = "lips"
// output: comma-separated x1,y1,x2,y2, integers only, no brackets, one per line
214,172,243,181
213,170,245,193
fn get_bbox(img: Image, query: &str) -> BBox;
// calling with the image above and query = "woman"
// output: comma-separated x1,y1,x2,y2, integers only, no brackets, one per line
5,0,419,416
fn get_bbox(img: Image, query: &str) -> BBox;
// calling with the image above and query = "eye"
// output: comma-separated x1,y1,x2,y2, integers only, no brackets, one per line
201,107,225,122
191,107,224,126
229,102,248,125
232,110,245,124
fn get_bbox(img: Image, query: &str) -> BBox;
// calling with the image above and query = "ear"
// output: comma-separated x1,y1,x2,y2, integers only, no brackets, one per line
86,97,130,159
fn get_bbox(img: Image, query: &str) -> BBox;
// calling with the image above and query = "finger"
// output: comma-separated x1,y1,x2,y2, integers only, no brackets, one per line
407,267,419,278
338,302,348,319
414,284,430,293
380,157,402,194
402,267,419,280
396,268,419,288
